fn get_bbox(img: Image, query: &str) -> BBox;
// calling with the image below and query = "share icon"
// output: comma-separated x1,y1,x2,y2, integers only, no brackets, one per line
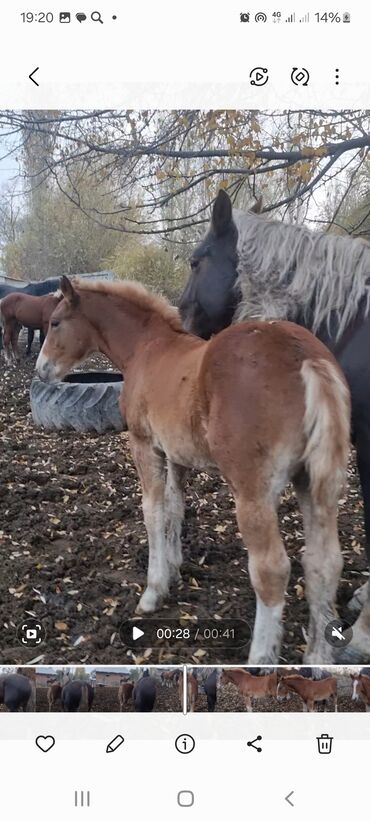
247,735,262,753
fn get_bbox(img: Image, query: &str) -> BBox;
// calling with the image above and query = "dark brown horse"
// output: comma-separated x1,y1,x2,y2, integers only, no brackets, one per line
36,275,350,664
0,673,33,712
179,189,370,663
0,291,60,362
133,671,157,712
61,680,94,712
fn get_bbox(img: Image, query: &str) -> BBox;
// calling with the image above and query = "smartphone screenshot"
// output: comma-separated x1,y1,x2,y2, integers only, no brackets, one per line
0,1,369,818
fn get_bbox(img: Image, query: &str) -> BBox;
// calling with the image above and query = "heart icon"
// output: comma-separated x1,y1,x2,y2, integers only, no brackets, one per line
35,735,55,753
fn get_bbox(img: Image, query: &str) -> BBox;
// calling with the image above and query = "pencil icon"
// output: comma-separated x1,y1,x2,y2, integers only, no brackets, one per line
106,734,124,753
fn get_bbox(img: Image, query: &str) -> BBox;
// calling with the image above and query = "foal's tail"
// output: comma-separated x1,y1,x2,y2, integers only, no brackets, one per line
300,358,351,505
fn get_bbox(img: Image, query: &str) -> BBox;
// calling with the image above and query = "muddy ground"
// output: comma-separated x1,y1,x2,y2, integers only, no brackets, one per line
0,340,368,666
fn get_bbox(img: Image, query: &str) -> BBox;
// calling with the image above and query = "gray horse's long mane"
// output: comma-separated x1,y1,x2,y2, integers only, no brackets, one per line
233,208,370,338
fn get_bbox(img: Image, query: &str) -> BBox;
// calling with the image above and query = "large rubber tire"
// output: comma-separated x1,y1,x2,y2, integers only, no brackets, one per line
30,371,126,433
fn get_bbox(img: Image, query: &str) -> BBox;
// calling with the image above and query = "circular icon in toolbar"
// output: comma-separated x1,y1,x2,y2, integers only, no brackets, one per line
291,67,310,86
175,734,196,754
249,67,269,86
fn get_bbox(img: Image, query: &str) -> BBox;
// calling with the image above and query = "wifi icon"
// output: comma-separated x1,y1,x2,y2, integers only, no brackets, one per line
255,12,268,22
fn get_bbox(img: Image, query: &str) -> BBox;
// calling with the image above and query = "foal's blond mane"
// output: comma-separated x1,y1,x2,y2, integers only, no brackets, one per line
73,278,183,333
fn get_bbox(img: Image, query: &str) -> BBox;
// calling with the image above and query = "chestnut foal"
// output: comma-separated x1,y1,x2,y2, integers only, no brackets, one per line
277,674,338,712
36,276,350,664
220,668,277,712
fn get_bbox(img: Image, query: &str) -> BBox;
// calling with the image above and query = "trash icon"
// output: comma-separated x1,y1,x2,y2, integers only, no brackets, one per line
317,733,333,754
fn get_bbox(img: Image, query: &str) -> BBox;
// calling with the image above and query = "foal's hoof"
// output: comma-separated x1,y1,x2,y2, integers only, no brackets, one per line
348,582,369,613
135,588,162,615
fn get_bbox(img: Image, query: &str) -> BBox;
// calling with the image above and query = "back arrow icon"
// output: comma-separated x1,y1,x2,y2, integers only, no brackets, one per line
285,791,295,807
29,67,40,86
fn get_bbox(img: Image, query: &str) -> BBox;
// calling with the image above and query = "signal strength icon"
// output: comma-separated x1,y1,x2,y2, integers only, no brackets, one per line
299,12,310,22
285,12,296,22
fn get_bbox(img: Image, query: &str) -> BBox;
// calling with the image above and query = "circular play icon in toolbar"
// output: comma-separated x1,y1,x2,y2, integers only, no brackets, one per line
249,67,269,86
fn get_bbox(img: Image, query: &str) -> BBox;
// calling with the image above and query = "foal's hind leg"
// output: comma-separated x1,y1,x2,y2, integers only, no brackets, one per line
129,435,171,614
244,695,252,712
294,473,343,664
164,461,186,582
235,498,291,665
2,323,14,364
10,322,21,362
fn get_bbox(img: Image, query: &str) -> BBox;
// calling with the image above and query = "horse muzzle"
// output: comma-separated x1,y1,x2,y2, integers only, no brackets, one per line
35,351,62,383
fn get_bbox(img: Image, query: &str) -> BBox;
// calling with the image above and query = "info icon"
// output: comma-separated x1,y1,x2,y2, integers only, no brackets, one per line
59,12,71,23
175,734,195,754
17,618,46,647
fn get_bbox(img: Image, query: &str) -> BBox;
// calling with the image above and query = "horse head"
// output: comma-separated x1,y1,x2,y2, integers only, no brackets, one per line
276,678,290,701
179,190,262,339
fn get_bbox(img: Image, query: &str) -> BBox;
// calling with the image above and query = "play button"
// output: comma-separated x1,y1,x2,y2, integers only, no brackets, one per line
132,626,145,641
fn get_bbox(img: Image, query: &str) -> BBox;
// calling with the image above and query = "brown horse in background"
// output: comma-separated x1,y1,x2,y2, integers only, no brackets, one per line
36,276,350,664
47,681,63,711
0,291,60,363
277,674,338,712
118,680,134,711
161,670,178,688
178,671,198,712
220,668,277,712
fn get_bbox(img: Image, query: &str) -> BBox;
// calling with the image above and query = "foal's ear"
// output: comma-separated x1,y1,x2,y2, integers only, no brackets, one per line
250,196,263,214
60,275,79,307
212,190,233,236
